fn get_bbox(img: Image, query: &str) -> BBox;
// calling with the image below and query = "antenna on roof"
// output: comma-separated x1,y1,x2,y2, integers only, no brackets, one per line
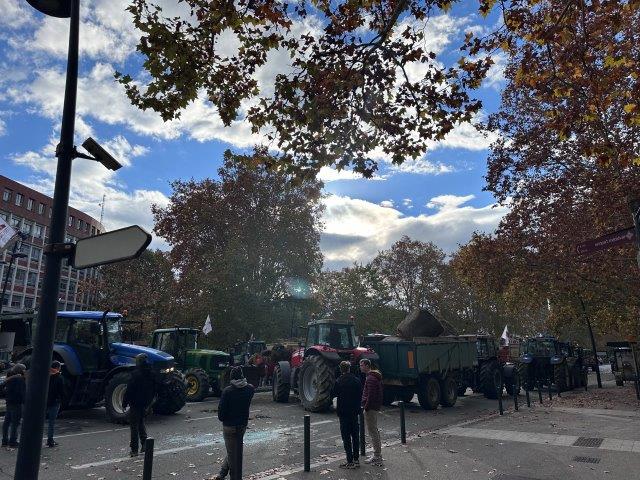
98,194,106,228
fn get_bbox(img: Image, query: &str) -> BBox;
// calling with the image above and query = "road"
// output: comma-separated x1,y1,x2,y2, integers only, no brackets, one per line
0,388,504,479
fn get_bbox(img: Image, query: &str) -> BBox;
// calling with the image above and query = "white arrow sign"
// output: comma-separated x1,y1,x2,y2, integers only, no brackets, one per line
72,225,152,269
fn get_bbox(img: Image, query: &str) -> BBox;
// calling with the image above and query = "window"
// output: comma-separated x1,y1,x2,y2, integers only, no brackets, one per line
107,319,122,344
38,203,45,215
2,189,11,202
76,218,81,229
54,317,72,342
19,242,30,255
24,297,34,309
84,222,89,233
27,272,37,287
10,217,20,228
20,221,32,235
317,323,355,349
15,269,26,286
0,211,7,221
11,296,23,308
34,225,43,239
91,226,96,236
15,193,23,206
72,321,102,347
68,215,74,227
59,279,68,292
69,281,77,296
31,246,41,263
48,208,52,218
27,198,34,211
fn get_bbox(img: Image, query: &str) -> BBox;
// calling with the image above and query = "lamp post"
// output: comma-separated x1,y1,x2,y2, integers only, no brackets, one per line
0,232,29,315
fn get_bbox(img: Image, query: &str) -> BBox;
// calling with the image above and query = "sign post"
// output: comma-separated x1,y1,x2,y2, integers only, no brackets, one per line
576,227,636,255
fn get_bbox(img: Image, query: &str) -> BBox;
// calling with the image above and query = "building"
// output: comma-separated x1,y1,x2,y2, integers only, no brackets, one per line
0,175,104,312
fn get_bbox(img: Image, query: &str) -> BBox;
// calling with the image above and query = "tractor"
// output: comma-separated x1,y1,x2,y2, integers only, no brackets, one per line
150,327,230,401
14,311,187,424
272,316,378,412
607,341,639,386
518,334,586,392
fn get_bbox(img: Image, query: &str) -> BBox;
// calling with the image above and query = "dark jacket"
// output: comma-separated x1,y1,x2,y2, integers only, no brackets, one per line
218,381,255,427
5,374,26,406
47,372,65,407
361,370,383,411
331,372,362,417
123,367,156,409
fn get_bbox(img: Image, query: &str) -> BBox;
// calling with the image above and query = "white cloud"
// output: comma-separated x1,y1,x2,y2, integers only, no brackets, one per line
321,194,507,269
380,200,394,208
0,0,36,29
391,158,454,175
484,52,507,90
402,198,413,208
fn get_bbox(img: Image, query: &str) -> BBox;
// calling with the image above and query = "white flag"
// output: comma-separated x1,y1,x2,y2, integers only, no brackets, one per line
500,325,510,346
0,217,17,250
202,314,213,336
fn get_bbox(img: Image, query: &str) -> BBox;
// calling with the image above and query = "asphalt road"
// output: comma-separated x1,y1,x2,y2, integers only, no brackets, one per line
0,388,505,479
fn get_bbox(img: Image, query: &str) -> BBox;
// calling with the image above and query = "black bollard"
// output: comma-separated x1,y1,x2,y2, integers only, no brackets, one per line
304,414,310,472
584,369,588,392
498,381,504,415
231,426,243,480
513,385,519,411
548,376,553,401
537,381,543,404
359,412,366,456
142,438,154,480
525,385,531,408
400,402,407,444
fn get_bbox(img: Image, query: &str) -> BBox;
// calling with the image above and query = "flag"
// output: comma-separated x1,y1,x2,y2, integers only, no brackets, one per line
0,217,17,250
202,315,213,336
500,325,510,346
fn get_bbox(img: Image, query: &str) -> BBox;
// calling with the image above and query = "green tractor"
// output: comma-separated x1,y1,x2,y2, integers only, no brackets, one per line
151,327,230,402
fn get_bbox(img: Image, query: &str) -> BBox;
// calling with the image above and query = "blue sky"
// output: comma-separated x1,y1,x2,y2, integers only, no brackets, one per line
0,0,507,269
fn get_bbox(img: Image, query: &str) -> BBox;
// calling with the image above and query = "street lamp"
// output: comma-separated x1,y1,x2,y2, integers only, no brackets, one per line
18,2,124,479
0,237,28,315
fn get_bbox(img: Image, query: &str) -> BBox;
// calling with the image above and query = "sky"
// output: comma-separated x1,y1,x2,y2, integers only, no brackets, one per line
0,0,508,270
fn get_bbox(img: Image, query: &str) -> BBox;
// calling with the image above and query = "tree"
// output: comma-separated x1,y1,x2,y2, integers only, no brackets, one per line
80,249,176,334
117,0,494,179
153,149,324,348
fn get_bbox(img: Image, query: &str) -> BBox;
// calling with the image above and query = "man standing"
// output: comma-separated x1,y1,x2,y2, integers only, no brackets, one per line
213,366,255,480
46,360,65,447
2,364,26,448
123,354,156,457
331,361,362,469
360,358,383,465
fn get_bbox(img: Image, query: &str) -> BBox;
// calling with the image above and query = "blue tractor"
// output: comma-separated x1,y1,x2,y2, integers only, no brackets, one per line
15,311,187,424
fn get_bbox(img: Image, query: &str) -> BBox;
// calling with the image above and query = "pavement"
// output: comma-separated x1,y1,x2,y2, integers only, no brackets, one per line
0,370,636,479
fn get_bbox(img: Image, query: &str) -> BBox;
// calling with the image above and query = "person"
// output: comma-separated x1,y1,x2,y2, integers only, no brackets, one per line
2,364,26,448
123,354,156,457
331,361,362,469
46,360,65,447
213,366,255,480
360,358,383,465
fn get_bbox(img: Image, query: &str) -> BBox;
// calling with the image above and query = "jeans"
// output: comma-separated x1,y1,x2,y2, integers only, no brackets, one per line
364,409,381,457
46,404,60,442
2,404,22,443
129,407,147,453
219,425,246,480
338,414,360,463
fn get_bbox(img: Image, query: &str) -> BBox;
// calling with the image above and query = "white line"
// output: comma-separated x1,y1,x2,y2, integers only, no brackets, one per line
71,419,334,470
55,427,128,439
187,410,262,422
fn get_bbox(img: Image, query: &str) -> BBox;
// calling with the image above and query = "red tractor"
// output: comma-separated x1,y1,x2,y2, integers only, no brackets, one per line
271,317,378,412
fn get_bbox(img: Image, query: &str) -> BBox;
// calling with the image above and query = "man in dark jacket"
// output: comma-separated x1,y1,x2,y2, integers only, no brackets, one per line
46,360,65,447
213,366,255,480
2,364,26,447
360,358,383,465
331,361,362,469
123,354,156,457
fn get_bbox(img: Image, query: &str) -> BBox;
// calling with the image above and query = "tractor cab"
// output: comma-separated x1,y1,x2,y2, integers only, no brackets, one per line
231,340,267,365
306,318,357,351
151,327,199,367
607,341,639,386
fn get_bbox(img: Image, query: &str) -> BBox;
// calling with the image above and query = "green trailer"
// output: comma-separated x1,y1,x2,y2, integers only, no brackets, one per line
361,335,479,410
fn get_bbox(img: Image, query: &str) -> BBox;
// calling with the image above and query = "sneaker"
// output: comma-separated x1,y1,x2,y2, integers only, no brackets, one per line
353,460,360,468
371,456,384,466
129,451,138,457
364,455,377,464
339,462,353,469
47,440,58,448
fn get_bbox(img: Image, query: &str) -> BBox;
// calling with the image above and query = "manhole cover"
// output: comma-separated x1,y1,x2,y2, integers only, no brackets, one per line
573,456,601,464
492,475,541,480
573,437,604,448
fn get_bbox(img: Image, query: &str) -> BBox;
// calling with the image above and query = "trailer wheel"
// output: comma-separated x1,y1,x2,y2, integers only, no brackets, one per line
299,355,335,412
480,360,502,399
417,376,440,410
272,363,290,403
440,377,458,407
184,368,210,402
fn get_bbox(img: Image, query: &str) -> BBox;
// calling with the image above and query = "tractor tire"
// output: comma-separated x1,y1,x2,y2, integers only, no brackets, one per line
272,363,290,403
105,371,133,424
480,360,502,399
153,371,187,415
417,376,441,410
440,376,458,408
554,364,568,393
518,363,535,391
184,368,210,402
504,374,521,396
298,355,335,412
399,389,415,404
615,377,624,387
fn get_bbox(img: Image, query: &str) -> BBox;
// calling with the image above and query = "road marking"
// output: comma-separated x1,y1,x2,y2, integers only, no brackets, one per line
187,410,262,422
70,419,334,470
55,427,128,439
441,426,640,453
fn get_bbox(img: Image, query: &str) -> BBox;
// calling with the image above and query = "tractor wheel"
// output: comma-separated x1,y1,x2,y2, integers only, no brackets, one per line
298,355,335,412
518,363,535,391
400,389,415,404
615,377,624,387
457,384,468,396
480,360,502,399
554,364,568,393
105,372,132,424
440,376,458,408
153,371,187,415
504,374,521,396
184,368,210,402
417,376,441,410
272,363,290,403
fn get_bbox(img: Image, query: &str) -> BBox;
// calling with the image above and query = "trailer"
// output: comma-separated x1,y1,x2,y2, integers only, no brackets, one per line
360,335,478,410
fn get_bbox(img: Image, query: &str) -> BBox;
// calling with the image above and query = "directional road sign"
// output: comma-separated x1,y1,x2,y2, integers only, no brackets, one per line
576,226,636,255
72,225,152,269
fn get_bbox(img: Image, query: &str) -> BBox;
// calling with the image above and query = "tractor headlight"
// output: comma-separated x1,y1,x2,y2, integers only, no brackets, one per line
160,367,175,374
